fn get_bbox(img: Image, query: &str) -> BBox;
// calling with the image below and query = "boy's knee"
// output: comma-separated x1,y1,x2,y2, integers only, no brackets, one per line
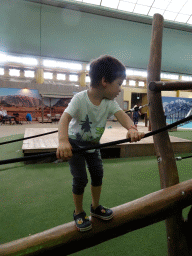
72,177,88,195
91,174,103,187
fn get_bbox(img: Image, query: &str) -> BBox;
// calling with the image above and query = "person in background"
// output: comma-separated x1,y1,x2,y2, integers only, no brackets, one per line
132,105,141,128
26,113,32,123
0,107,15,124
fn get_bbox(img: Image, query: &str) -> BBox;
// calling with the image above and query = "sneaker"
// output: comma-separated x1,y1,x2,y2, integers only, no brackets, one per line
90,205,113,220
73,211,92,232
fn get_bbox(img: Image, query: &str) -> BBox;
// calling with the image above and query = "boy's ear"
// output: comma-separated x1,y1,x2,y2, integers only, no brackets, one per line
101,77,108,88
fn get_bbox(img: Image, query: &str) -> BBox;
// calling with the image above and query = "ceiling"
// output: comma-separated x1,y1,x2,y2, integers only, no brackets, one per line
26,0,192,33
71,0,192,25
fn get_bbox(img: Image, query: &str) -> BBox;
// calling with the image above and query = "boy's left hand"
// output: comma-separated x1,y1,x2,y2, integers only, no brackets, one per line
126,127,145,143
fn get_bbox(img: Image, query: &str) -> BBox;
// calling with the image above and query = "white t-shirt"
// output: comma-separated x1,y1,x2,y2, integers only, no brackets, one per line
65,90,121,144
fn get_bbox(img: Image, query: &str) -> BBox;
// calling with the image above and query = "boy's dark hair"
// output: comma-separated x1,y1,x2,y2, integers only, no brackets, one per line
89,55,126,87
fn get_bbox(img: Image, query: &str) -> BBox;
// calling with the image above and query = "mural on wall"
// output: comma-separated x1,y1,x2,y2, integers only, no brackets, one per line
162,96,192,128
0,88,71,121
162,97,192,116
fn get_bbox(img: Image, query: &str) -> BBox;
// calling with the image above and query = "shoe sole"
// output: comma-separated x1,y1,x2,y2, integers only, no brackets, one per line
76,223,92,232
90,212,114,220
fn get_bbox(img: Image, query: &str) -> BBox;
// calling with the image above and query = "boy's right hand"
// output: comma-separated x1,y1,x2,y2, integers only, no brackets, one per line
56,140,73,161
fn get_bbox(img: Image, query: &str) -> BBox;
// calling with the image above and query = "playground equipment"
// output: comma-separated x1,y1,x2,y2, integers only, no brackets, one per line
147,14,192,256
0,13,192,256
0,179,192,256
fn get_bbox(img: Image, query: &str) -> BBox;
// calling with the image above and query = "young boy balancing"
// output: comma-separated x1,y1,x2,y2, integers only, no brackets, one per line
56,55,145,232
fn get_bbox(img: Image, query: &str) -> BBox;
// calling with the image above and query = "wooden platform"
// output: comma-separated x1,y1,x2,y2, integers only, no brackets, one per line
22,124,192,158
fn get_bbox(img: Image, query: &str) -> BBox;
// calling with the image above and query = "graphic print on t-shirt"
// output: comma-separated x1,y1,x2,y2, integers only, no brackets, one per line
75,114,104,143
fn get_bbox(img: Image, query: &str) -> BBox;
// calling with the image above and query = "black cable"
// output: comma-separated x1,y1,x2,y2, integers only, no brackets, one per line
0,115,191,166
176,155,192,161
0,130,58,146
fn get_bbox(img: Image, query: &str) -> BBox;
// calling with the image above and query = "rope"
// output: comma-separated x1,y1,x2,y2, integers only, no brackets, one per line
0,130,58,146
0,115,191,166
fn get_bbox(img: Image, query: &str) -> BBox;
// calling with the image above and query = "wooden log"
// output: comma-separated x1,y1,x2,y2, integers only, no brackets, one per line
149,81,192,91
147,13,179,187
0,179,192,256
147,14,190,255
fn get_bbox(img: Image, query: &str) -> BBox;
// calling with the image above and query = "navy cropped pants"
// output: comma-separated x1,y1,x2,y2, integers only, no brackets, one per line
68,139,104,195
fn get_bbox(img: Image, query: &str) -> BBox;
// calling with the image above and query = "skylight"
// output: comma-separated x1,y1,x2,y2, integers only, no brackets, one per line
101,0,119,9
73,0,192,25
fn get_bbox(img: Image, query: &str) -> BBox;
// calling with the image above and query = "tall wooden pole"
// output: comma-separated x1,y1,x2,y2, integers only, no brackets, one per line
147,14,189,255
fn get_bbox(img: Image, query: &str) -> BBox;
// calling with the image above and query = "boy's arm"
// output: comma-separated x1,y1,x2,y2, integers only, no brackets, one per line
114,110,134,130
114,110,145,142
56,112,73,160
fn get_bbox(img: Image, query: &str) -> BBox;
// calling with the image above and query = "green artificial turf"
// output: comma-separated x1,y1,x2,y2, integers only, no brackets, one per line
0,133,191,255
169,130,192,141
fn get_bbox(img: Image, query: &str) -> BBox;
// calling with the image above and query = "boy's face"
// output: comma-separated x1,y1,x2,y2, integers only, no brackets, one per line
103,77,124,100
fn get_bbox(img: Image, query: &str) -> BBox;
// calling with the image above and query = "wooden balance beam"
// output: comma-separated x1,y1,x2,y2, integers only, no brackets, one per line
1,179,192,256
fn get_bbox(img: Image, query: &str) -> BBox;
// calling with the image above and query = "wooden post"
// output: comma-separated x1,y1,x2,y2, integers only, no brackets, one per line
147,14,190,255
41,97,44,124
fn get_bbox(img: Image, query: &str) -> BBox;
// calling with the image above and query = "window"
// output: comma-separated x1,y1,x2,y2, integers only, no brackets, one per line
122,80,126,86
86,76,91,83
181,75,192,81
44,72,53,79
9,69,20,77
69,74,78,82
24,70,35,78
0,68,4,75
129,80,136,86
138,81,145,87
57,74,66,80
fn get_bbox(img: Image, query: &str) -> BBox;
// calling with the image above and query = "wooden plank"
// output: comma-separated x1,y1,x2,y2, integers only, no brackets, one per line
22,128,59,153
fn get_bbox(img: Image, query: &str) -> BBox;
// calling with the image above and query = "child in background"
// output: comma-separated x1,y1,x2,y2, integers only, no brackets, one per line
57,55,145,232
132,105,141,128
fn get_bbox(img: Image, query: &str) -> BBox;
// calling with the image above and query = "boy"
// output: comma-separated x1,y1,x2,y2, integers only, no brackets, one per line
56,55,145,232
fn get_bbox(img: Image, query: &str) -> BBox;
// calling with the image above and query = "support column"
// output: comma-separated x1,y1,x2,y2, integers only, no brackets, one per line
147,13,189,256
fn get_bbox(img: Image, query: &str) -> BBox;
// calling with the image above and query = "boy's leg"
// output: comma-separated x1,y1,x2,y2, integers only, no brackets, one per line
91,185,102,210
68,147,92,232
68,140,88,214
85,149,103,208
86,150,113,220
73,193,84,215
